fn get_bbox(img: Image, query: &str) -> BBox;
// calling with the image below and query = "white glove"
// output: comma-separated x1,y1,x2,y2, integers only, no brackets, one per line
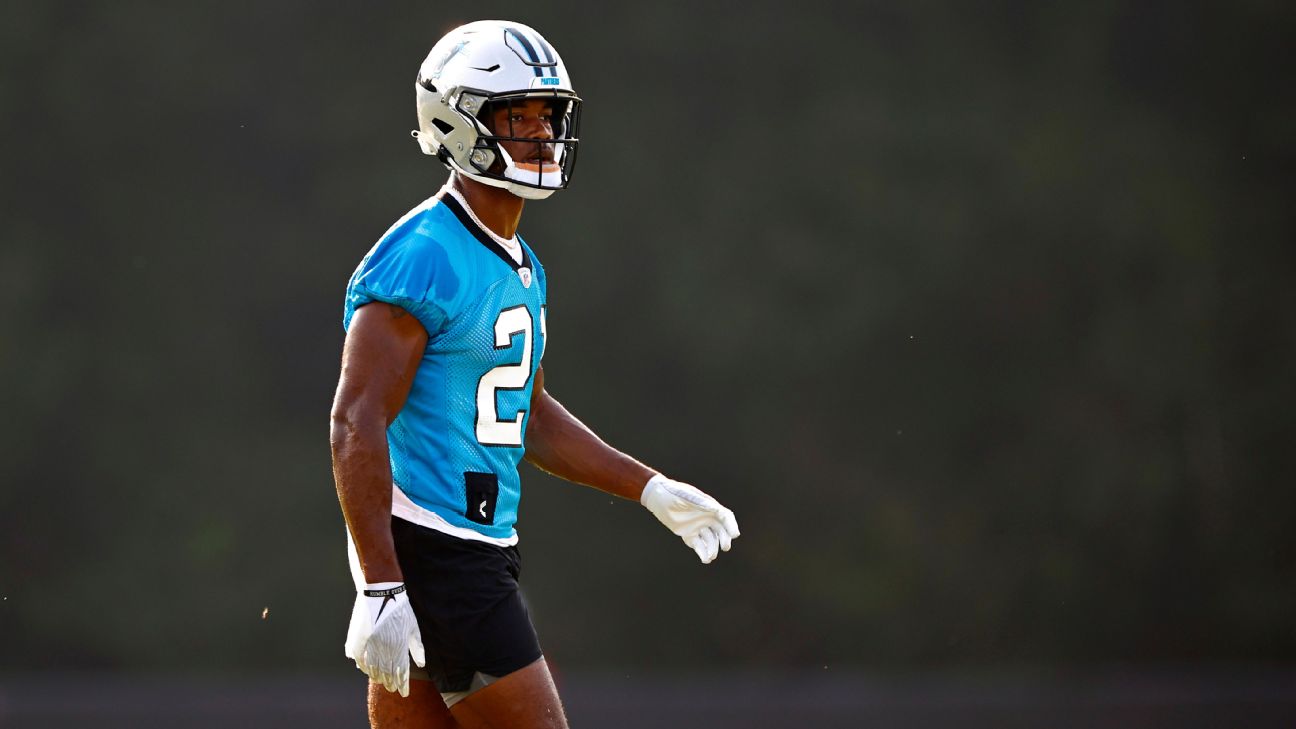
344,582,426,697
640,474,740,564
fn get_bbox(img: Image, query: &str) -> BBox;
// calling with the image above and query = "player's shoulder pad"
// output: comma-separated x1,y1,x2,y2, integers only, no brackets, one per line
347,200,473,334
363,203,470,296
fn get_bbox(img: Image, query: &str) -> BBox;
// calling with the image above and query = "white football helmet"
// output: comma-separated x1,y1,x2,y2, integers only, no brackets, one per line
413,20,582,200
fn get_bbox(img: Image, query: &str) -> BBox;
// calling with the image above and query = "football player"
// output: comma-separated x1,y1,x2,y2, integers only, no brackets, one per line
330,20,740,729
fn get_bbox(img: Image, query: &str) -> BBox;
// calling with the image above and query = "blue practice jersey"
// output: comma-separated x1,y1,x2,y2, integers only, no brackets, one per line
343,190,546,543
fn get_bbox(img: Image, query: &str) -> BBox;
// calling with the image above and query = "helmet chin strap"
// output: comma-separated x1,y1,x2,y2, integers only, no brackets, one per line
507,183,556,201
503,165,562,195
449,166,558,201
452,143,562,200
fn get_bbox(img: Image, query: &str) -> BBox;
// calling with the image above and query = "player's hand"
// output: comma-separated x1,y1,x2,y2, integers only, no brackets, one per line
343,582,426,697
640,474,740,564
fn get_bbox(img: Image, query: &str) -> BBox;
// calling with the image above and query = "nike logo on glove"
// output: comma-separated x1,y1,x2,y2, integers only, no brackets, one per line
362,584,407,621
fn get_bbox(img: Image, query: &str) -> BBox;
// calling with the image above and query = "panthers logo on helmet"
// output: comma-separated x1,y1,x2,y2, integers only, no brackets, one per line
428,40,469,81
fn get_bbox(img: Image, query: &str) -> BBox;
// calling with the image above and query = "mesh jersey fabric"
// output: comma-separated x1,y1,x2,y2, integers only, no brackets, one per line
344,190,547,542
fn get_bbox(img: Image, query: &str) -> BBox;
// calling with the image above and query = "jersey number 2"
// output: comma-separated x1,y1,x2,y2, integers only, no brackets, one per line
475,306,543,446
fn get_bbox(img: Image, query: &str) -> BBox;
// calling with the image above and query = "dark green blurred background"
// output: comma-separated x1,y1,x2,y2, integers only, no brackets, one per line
2,0,1294,702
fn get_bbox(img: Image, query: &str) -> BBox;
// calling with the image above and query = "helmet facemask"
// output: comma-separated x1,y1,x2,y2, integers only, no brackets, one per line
463,92,581,199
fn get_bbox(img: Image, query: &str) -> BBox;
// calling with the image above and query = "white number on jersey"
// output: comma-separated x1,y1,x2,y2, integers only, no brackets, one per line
475,306,534,446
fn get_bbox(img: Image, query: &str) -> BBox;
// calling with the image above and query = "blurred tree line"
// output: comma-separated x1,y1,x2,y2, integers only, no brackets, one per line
1,0,1292,674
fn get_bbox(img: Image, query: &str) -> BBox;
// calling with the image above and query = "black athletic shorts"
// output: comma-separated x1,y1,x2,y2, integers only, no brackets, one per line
390,516,543,693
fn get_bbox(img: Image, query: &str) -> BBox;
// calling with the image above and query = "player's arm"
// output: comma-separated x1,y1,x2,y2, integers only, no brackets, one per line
524,366,740,563
330,301,429,697
523,366,656,500
330,301,427,582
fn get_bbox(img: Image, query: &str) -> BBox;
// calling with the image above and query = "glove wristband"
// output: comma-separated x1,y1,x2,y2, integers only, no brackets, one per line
362,584,406,598
640,473,668,507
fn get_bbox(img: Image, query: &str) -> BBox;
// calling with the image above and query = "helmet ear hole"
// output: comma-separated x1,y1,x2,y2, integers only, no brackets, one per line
431,118,454,135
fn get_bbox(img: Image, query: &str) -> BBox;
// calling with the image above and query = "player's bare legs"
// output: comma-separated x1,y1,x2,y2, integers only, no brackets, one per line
369,679,461,729
367,660,565,729
450,658,567,729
